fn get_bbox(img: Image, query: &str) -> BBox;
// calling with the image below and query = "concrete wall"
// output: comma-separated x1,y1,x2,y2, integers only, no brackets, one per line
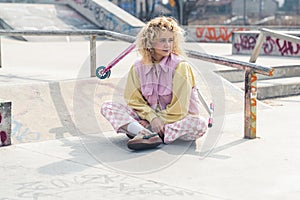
0,101,11,147
185,25,251,43
232,31,300,56
185,25,300,43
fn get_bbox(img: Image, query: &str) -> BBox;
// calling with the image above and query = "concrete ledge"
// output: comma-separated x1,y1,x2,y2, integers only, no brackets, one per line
233,77,300,100
216,64,300,99
0,100,11,146
257,77,300,99
217,65,300,83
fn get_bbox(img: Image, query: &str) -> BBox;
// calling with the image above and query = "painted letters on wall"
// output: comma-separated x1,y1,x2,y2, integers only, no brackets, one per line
64,0,143,36
187,26,251,43
233,32,300,56
0,101,11,146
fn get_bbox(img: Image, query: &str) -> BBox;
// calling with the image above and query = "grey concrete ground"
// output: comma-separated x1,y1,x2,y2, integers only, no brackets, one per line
0,37,300,200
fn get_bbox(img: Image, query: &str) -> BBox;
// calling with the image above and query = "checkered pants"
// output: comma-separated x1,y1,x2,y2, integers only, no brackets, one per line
101,102,207,144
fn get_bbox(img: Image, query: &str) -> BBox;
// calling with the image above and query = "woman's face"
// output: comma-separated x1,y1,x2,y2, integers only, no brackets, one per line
152,30,174,61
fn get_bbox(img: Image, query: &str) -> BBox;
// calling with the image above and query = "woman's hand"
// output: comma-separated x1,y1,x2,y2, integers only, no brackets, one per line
150,117,165,137
138,119,150,128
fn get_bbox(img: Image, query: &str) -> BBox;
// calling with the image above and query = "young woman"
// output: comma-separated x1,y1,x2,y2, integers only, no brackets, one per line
101,16,207,150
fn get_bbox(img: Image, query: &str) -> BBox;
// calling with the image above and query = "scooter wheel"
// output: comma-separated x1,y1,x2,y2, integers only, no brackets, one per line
96,66,111,79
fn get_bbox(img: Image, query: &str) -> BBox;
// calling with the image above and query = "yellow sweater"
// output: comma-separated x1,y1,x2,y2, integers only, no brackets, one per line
124,61,196,124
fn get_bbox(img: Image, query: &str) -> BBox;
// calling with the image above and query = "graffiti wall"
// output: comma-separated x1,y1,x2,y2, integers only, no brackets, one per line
0,101,11,147
62,0,144,36
185,26,300,43
186,26,251,43
232,31,300,57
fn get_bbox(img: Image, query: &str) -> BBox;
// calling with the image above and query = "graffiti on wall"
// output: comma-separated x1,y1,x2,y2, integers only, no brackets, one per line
67,0,137,34
1,101,39,146
0,112,7,146
82,0,119,30
0,102,11,146
11,119,41,143
233,33,300,56
194,27,251,43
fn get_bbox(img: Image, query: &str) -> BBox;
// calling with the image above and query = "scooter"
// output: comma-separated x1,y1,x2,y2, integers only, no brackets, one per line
95,43,214,127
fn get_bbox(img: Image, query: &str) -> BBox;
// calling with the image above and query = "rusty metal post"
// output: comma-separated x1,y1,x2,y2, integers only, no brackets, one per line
244,69,258,139
90,35,97,77
244,69,252,138
244,32,266,139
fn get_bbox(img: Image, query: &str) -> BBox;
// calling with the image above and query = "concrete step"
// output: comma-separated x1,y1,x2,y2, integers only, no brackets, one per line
216,64,300,83
234,76,300,100
216,64,300,99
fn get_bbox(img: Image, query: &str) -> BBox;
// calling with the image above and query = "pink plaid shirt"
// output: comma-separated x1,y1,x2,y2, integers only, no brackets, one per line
127,53,201,124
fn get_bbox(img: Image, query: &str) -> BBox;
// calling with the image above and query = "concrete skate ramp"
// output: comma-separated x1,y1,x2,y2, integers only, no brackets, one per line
66,0,145,36
0,0,145,41
0,3,99,41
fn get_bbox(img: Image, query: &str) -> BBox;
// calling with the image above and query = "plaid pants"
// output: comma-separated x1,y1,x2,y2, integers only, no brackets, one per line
101,102,207,144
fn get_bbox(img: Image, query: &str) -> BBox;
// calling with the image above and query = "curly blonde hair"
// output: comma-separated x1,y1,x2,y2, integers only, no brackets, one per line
136,16,185,64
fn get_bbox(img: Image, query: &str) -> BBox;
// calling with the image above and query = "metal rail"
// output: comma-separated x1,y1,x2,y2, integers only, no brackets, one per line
0,29,276,139
0,29,272,75
185,50,273,76
260,28,300,44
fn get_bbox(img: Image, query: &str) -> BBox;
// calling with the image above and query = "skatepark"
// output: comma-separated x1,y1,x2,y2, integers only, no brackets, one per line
1,0,300,199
